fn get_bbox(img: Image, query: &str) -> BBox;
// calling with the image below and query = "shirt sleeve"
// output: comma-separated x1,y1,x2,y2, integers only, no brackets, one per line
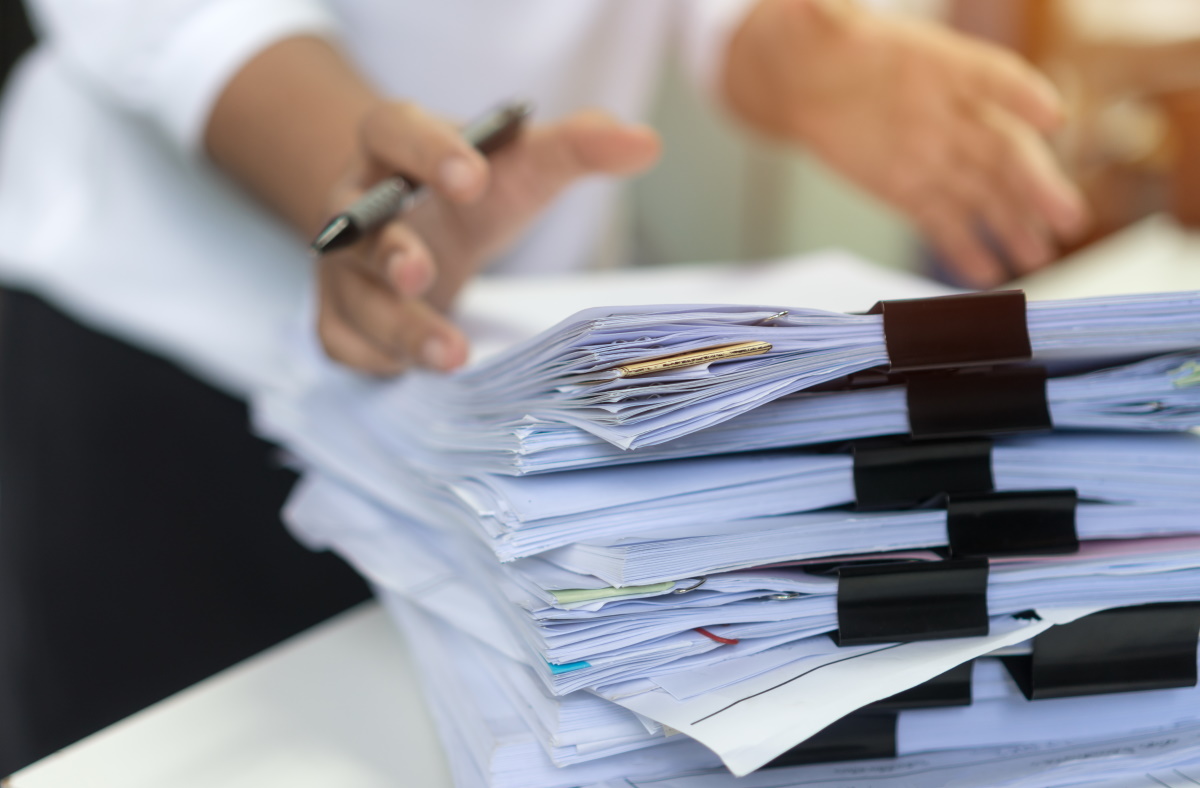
676,0,759,99
25,0,339,153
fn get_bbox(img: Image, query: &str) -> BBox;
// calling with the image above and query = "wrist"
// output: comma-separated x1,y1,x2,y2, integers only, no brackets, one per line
205,36,384,238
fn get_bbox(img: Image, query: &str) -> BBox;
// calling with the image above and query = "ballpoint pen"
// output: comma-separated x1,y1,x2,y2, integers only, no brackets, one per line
310,100,533,254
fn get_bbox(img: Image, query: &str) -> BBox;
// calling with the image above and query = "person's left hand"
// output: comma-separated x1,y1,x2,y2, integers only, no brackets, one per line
724,0,1089,287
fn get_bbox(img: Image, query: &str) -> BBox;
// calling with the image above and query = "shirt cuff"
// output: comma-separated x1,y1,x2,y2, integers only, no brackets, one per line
148,0,339,153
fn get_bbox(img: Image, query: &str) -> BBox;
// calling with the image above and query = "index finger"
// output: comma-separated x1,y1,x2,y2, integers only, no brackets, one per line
966,42,1064,133
359,101,490,202
980,104,1089,240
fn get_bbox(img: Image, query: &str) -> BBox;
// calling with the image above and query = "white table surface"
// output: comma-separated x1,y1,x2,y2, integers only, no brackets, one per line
8,214,1198,788
1010,213,1200,299
4,603,453,788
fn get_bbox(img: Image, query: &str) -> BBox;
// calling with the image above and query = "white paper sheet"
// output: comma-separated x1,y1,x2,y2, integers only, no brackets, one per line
599,609,1098,775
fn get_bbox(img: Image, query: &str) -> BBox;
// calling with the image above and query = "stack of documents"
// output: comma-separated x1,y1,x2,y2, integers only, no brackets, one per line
288,474,1200,696
383,590,1200,788
258,262,1200,787
368,291,1200,450
372,349,1200,476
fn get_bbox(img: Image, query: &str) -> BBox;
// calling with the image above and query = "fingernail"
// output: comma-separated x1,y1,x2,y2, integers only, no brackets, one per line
421,336,450,370
1035,80,1061,111
1019,237,1051,268
1066,195,1090,236
390,251,431,296
387,250,406,275
440,156,478,196
1030,74,1065,120
1050,185,1089,235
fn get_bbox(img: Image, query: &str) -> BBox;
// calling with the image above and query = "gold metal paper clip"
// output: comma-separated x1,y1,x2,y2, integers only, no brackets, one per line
613,340,772,378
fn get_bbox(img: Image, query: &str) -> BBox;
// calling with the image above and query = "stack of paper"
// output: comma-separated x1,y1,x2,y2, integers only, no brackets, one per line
259,266,1200,787
372,350,1200,476
369,291,1200,450
383,591,1200,788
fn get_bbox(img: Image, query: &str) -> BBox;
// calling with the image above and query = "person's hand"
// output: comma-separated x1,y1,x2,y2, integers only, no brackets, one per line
724,0,1090,287
203,38,657,374
317,105,660,376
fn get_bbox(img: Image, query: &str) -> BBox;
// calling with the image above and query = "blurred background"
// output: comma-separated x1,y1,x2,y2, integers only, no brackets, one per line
629,0,1200,276
2,1,1200,277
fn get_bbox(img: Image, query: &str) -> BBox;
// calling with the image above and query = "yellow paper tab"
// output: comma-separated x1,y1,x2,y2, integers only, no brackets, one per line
614,341,772,378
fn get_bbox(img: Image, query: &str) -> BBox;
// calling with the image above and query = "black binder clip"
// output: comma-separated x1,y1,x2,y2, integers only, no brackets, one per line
946,489,1079,558
869,290,1032,373
809,367,902,392
765,712,897,768
852,437,993,510
906,366,1053,439
869,660,974,711
835,559,990,646
1003,602,1200,700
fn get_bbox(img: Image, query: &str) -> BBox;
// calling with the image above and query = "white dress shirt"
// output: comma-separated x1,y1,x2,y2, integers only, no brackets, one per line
0,0,753,396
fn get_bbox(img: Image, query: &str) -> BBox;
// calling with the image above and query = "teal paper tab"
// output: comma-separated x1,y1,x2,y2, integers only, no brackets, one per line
548,660,591,674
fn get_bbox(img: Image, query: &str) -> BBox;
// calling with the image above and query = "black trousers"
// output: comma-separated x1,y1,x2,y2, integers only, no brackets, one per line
0,290,370,775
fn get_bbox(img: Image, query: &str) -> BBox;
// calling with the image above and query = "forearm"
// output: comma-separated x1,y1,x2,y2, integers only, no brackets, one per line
204,35,380,238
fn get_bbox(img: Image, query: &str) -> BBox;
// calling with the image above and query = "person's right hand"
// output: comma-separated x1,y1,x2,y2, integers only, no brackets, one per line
316,104,660,376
